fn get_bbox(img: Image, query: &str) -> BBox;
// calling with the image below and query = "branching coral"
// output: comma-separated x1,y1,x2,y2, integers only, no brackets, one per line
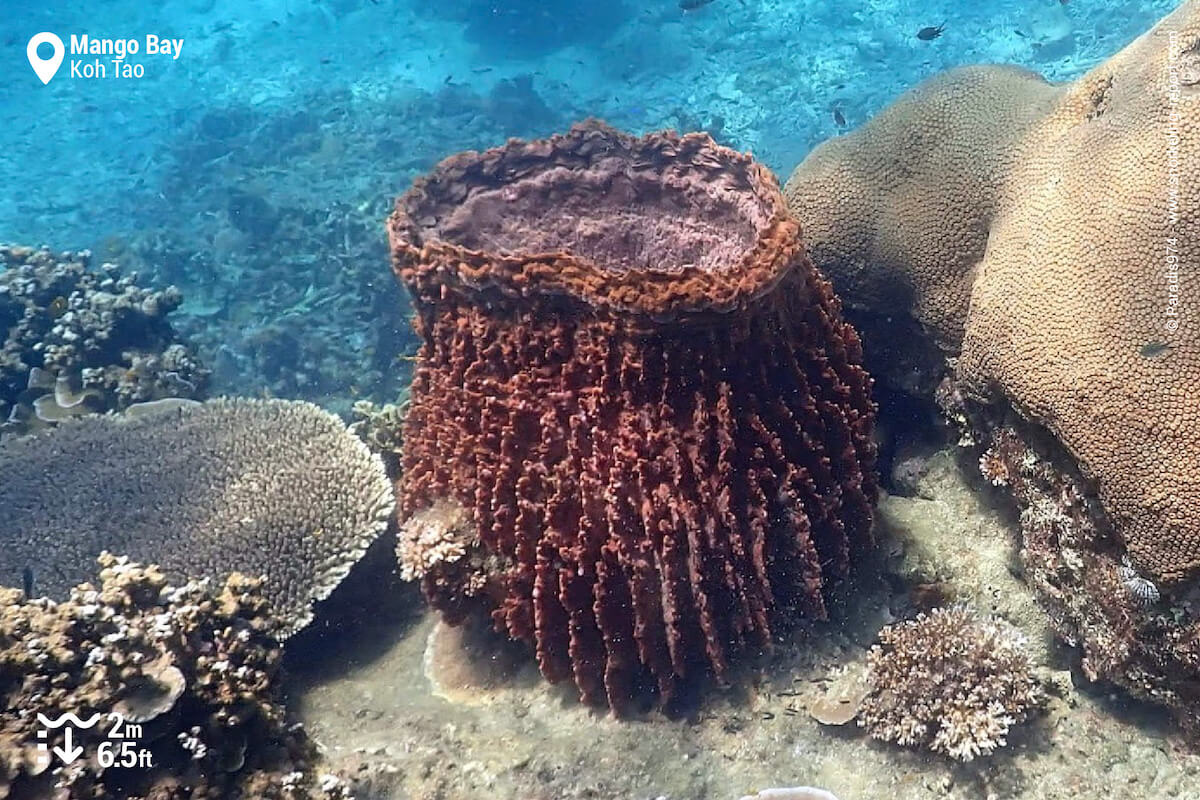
389,120,878,710
396,500,474,584
0,555,350,799
859,607,1044,762
0,245,207,435
348,393,409,478
0,398,393,637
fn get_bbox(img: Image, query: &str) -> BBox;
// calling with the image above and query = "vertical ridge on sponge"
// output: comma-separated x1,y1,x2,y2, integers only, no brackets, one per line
390,121,877,710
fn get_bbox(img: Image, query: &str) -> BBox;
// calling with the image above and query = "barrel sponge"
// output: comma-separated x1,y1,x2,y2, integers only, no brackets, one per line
0,398,394,635
786,2,1200,583
389,120,878,710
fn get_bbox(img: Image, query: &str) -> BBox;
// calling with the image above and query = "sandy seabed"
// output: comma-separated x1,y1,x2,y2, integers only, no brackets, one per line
290,447,1200,800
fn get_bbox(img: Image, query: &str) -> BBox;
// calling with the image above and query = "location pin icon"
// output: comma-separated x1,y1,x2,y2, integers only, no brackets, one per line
27,33,65,85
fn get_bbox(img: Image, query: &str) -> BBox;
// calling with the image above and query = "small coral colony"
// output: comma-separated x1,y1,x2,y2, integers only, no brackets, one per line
2,2,1199,798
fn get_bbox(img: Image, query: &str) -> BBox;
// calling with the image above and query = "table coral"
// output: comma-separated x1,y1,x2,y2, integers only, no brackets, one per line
389,120,878,710
0,555,350,800
0,245,208,435
0,398,393,637
858,607,1044,762
785,3,1200,734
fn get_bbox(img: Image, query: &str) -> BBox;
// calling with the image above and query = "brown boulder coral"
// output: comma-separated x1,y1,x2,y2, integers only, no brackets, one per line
389,121,878,710
0,398,393,637
785,4,1200,729
786,3,1200,585
784,65,1062,354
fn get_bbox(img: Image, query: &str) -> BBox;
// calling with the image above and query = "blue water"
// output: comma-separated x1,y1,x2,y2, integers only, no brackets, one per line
0,0,1178,402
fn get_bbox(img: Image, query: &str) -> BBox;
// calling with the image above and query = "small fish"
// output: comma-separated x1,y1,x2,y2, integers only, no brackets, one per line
680,0,716,10
1014,29,1028,38
832,107,847,127
916,22,946,41
320,57,332,64
1140,341,1170,358
48,296,68,318
471,67,493,74
22,566,34,600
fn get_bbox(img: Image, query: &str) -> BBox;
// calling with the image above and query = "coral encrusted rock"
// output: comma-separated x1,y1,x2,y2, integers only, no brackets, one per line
785,3,1200,733
0,245,208,435
0,398,393,636
388,120,878,710
859,607,1044,762
785,3,1200,586
0,555,351,800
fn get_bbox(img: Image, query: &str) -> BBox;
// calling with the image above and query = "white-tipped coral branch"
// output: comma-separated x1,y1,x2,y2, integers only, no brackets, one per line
858,607,1044,761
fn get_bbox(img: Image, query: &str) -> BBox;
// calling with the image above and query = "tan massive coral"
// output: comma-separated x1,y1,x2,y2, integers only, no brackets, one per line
786,2,1200,584
785,65,1062,352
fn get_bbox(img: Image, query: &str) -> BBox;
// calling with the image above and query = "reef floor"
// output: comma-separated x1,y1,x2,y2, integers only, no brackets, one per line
288,446,1200,800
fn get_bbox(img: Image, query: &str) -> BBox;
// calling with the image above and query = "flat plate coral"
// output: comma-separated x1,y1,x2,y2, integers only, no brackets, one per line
0,398,393,636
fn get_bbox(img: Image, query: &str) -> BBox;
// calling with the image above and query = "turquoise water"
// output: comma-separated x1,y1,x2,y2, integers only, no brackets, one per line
1,0,1175,402
3,0,1174,241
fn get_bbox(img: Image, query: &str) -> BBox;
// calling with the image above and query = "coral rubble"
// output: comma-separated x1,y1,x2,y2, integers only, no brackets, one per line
858,607,1044,762
389,120,878,710
0,555,349,799
0,245,207,436
785,3,1200,732
0,398,393,637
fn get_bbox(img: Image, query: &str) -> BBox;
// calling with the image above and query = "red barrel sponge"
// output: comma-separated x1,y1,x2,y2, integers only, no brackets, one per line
389,120,877,711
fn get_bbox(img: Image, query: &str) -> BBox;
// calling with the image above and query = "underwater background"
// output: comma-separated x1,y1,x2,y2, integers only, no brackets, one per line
4,2,1200,800
0,0,1178,409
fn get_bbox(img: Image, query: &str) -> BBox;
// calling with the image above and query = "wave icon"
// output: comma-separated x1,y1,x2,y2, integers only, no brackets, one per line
37,712,102,729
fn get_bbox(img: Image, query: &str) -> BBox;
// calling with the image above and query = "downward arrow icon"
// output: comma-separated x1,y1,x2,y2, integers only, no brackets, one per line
53,727,83,764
